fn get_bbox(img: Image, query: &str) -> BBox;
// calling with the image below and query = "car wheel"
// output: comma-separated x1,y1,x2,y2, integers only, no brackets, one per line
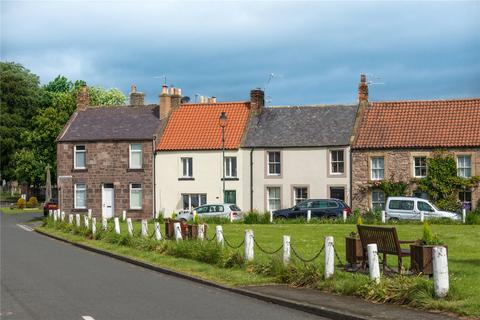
274,216,287,221
389,217,399,223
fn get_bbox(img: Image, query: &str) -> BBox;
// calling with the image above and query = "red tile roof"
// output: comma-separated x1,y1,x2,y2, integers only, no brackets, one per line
353,98,480,149
157,102,251,150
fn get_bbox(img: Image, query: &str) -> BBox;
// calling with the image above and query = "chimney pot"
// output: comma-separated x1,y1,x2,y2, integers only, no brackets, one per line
358,74,369,103
250,88,265,115
161,84,168,96
129,84,144,106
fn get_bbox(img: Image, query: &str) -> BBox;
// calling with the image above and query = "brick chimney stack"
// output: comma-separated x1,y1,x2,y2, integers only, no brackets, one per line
129,84,145,106
250,88,265,116
76,84,90,111
159,84,171,119
358,74,368,103
170,87,182,112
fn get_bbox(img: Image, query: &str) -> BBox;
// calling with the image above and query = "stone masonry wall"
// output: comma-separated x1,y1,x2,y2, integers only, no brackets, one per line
57,140,154,219
352,148,480,211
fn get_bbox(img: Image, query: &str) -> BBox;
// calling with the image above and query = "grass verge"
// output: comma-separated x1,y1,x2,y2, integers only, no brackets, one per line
1,207,42,214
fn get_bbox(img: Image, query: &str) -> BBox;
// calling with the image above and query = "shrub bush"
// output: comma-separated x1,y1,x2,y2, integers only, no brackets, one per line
26,196,38,208
16,197,26,209
244,210,270,224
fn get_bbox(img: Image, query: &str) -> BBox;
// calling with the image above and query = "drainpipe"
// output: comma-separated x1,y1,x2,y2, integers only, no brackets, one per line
250,148,254,212
349,147,353,208
153,135,157,219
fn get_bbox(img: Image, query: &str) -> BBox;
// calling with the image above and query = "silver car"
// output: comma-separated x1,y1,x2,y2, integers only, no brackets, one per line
385,197,460,221
176,203,242,222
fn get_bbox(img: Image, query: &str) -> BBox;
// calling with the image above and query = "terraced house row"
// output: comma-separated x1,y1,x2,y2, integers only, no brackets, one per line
56,76,480,219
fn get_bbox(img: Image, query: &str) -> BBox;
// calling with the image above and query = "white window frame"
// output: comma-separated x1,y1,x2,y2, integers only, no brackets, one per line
129,143,142,169
182,194,207,211
371,157,385,181
225,157,237,178
74,145,86,169
293,187,308,205
74,183,87,209
129,183,142,210
413,156,427,178
457,155,472,178
330,150,345,174
371,189,385,211
181,157,193,178
267,187,281,211
267,151,281,176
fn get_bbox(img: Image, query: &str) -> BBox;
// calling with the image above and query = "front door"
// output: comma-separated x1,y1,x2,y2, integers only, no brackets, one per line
102,184,114,218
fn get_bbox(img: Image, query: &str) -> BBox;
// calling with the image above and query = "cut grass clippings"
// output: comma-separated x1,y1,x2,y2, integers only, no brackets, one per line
38,218,480,317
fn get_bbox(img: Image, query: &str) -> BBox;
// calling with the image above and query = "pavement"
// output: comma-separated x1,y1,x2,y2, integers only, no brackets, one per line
1,212,462,320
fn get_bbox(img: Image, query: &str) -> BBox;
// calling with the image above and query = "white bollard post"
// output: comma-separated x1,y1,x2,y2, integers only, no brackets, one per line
127,218,133,236
53,210,58,222
367,243,381,283
198,224,205,241
215,225,224,247
84,215,89,229
154,222,162,241
114,217,120,234
244,229,254,261
307,210,311,223
102,217,108,230
61,211,65,222
92,217,97,235
433,246,449,298
420,211,424,222
49,209,53,217
230,211,234,223
75,214,80,227
269,210,273,223
122,210,126,221
88,209,92,219
342,209,347,222
283,235,291,266
141,219,148,237
173,222,182,241
462,208,466,224
324,236,335,279
68,214,73,225
381,210,386,224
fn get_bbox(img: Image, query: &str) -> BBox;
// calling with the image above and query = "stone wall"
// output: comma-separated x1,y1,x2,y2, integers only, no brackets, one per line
57,140,154,219
352,148,480,211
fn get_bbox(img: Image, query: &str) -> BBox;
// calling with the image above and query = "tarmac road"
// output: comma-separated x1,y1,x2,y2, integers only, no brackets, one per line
0,212,325,320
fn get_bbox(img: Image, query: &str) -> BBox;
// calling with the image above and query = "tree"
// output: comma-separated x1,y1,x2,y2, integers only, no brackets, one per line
89,86,126,105
13,149,45,187
44,75,73,93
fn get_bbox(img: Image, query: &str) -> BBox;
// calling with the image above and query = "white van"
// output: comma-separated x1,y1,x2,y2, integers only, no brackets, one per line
385,197,460,221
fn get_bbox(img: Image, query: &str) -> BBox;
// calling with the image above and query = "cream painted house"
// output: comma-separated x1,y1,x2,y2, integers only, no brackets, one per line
241,105,358,212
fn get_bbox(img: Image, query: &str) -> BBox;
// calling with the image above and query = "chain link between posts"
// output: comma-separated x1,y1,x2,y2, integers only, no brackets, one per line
223,235,245,249
253,238,283,255
332,244,344,267
290,243,325,263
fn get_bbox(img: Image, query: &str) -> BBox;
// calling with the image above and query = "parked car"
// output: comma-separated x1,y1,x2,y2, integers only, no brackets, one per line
176,203,242,222
43,198,58,216
273,199,351,220
385,197,460,221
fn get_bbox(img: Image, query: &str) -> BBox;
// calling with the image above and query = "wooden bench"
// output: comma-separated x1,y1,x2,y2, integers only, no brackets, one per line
357,225,418,273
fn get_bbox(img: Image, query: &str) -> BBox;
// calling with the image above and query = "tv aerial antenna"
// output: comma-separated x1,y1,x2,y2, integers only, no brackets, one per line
153,75,167,85
364,73,385,86
264,73,282,106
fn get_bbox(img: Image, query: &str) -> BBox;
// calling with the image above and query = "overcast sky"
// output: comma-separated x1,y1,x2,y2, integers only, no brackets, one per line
1,1,479,105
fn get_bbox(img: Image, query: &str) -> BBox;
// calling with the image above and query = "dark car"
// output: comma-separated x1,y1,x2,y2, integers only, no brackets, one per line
43,198,58,216
273,199,351,220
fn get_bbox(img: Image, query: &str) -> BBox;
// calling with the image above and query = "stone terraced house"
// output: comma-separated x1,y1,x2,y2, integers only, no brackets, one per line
351,76,480,211
56,85,165,219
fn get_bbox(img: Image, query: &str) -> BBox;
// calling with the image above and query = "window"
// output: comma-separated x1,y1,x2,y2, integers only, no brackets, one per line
293,187,308,205
459,190,472,211
74,145,86,169
417,201,434,212
457,155,472,178
413,190,429,200
388,199,414,211
130,183,142,209
371,190,385,210
371,157,384,180
330,150,345,174
267,151,281,176
182,194,207,210
330,187,345,202
267,187,281,211
225,157,237,178
181,158,193,178
129,143,142,169
224,190,237,204
74,183,86,209
413,156,427,177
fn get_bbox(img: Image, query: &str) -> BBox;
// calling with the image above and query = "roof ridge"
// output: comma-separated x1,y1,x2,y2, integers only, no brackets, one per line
269,104,356,109
86,104,158,109
371,97,480,104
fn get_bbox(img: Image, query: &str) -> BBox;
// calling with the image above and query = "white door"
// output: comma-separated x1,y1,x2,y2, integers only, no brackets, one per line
102,186,114,218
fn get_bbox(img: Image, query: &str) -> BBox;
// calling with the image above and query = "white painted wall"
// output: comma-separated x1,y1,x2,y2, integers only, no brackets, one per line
155,150,245,217
245,147,351,212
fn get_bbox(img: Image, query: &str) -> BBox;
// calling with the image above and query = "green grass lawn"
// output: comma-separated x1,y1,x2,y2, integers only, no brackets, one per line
0,207,42,214
42,218,480,316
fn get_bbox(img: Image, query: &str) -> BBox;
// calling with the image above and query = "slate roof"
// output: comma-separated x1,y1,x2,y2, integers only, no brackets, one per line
242,105,358,148
353,98,480,149
157,102,251,151
58,105,161,142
